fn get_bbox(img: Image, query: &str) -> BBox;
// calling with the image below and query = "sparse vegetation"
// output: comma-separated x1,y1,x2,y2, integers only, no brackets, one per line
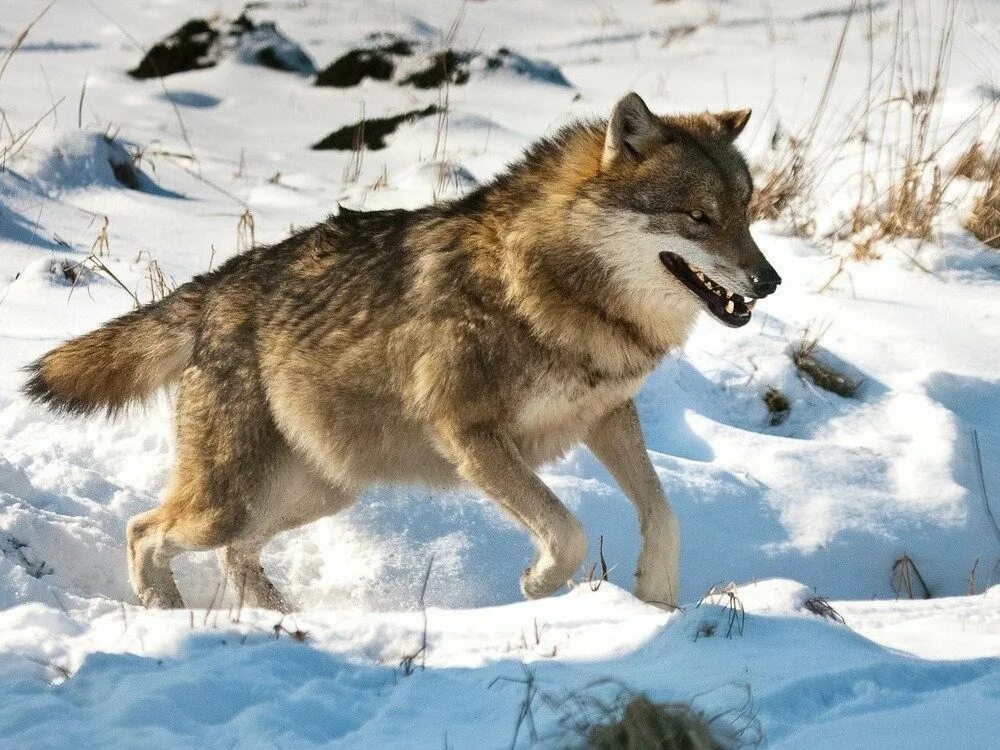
892,553,932,599
791,326,861,398
965,145,1000,248
749,0,1000,271
762,386,791,425
311,105,440,152
585,695,729,750
803,596,846,624
698,583,746,638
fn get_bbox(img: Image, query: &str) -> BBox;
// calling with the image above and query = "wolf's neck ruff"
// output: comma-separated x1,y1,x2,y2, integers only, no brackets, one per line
433,121,699,377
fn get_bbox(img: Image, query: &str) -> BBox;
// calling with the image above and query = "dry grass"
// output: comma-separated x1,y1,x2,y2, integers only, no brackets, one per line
747,3,856,236
370,164,390,191
762,387,791,425
236,208,256,253
547,681,757,749
585,696,728,750
803,596,846,624
0,2,53,84
90,216,111,258
892,553,932,599
137,250,176,303
951,140,997,181
748,132,814,234
966,162,1000,248
833,1,976,257
697,582,745,639
752,1,1000,269
791,326,861,398
585,534,611,591
341,103,366,185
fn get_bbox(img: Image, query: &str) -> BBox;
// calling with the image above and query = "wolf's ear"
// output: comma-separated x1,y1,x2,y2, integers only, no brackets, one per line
715,109,752,141
602,93,665,168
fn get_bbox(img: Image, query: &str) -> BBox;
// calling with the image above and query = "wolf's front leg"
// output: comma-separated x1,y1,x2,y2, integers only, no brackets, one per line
439,423,587,599
586,400,680,610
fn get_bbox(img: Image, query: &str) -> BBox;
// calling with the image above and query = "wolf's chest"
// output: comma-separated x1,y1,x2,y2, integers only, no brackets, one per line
515,373,646,436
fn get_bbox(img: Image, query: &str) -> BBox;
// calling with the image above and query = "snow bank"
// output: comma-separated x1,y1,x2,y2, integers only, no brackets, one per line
0,585,997,748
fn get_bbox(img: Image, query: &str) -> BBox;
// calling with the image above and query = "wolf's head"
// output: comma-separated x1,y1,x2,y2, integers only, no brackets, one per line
583,92,780,328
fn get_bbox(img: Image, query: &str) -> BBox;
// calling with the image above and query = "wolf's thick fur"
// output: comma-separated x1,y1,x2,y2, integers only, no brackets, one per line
26,94,779,610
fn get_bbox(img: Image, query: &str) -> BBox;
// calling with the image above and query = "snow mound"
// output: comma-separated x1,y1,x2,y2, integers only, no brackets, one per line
392,160,478,199
232,22,316,76
129,12,314,79
31,131,180,197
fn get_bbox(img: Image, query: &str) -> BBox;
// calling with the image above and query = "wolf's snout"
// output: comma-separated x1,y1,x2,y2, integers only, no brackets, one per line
749,265,781,298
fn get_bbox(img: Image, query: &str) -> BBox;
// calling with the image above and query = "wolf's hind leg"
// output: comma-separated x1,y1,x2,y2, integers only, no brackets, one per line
441,424,587,599
127,507,185,609
218,455,357,612
127,361,282,609
218,544,290,612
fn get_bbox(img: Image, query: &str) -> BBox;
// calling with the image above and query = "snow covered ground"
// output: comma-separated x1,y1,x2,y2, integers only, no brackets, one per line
1,0,999,746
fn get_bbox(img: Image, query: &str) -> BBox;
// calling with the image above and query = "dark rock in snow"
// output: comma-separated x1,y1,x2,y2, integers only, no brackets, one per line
128,19,219,79
398,46,572,89
129,12,314,79
315,34,572,90
398,49,474,89
311,106,440,151
315,34,414,87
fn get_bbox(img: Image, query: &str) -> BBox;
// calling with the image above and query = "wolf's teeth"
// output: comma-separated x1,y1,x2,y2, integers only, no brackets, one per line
725,300,735,314
742,295,753,303
726,291,733,299
696,272,706,281
690,264,702,274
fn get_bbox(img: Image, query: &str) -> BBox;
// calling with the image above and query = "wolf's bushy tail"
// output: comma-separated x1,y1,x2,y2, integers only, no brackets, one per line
24,281,208,416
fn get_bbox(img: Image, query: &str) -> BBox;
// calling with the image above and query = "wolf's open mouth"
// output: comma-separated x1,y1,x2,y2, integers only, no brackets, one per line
658,251,754,328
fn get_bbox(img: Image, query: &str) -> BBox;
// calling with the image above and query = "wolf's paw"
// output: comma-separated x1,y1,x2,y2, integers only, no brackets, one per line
520,554,581,599
139,589,185,609
635,573,679,612
520,560,565,599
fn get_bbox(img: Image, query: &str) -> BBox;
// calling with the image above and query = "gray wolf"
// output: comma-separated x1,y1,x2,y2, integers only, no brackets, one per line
25,93,780,611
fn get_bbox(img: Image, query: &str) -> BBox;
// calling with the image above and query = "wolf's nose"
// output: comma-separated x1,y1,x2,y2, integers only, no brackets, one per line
750,267,781,298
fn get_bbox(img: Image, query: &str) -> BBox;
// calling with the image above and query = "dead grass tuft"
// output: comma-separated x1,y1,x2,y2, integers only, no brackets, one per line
951,140,996,181
697,583,745,638
892,553,932,599
803,596,846,624
137,250,176,303
748,130,815,235
966,167,1000,248
586,696,728,750
585,534,612,591
834,1,971,253
791,327,861,398
762,386,791,426
747,5,855,237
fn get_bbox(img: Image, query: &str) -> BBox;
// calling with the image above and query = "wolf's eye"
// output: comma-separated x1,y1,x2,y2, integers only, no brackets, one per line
688,209,709,223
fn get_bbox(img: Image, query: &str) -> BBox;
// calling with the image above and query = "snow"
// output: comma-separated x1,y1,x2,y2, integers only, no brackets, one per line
1,0,999,746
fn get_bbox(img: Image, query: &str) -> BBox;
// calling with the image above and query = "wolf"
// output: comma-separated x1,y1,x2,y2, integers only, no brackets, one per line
25,93,780,611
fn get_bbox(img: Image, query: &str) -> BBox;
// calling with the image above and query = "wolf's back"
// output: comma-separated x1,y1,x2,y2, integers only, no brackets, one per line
24,280,208,416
